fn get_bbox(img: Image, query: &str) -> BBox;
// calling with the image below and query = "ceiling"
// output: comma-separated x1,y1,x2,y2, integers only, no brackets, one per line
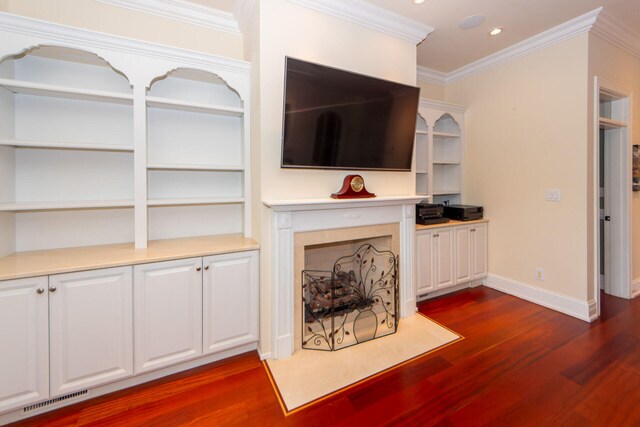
187,0,640,73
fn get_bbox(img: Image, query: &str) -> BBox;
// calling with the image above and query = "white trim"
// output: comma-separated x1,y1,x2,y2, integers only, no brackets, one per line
288,0,434,44
263,195,425,212
259,351,272,361
417,66,446,86
591,11,640,60
419,98,467,115
416,282,471,302
0,12,250,78
422,8,601,84
484,274,595,322
95,0,241,35
632,278,640,299
234,0,256,34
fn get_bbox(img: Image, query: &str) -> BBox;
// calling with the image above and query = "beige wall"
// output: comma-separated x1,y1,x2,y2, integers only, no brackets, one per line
589,34,640,286
0,0,243,60
256,0,419,355
445,34,591,302
258,1,417,202
417,80,445,101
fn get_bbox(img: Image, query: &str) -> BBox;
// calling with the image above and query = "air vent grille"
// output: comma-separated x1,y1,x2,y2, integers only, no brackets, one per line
23,389,88,412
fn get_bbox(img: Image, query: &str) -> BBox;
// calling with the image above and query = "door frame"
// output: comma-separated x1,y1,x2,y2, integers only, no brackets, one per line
593,77,633,317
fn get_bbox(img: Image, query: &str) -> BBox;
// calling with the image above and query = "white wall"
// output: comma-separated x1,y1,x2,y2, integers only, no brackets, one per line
445,34,591,302
589,34,640,290
255,0,419,356
0,0,243,60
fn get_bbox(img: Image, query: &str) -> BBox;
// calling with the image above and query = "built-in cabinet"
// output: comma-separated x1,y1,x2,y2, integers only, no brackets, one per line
416,227,455,295
0,14,251,257
133,251,259,374
0,277,49,413
416,221,488,297
415,99,467,205
203,252,259,355
134,258,203,374
0,266,132,413
0,249,258,416
49,268,134,396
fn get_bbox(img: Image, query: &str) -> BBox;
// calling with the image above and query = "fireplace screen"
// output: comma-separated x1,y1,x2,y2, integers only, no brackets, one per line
302,243,398,351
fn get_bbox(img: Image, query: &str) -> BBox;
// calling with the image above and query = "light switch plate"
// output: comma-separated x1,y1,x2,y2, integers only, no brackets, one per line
545,189,561,202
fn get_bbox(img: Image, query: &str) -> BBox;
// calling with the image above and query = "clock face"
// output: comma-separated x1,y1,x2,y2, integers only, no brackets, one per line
350,176,364,192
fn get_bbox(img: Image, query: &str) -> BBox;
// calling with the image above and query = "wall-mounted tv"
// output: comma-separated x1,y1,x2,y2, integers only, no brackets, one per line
281,57,420,171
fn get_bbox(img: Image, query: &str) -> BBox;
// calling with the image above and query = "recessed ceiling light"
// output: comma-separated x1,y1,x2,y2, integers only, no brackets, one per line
489,27,503,36
414,0,426,4
458,15,486,30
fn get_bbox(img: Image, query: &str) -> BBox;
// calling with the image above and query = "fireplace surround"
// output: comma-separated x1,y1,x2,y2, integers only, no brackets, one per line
264,196,423,359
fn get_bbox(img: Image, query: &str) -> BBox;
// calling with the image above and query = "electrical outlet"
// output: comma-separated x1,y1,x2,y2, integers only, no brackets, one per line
535,268,545,281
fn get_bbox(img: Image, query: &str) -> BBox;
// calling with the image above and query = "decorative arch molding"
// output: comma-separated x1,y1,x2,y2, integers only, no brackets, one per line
0,11,250,98
148,66,243,104
0,44,134,89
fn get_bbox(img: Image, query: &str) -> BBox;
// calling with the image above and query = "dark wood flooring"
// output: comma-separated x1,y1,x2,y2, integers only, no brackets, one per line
11,286,640,426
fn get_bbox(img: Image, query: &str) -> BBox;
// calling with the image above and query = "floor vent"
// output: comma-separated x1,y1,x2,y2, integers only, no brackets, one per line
23,390,89,413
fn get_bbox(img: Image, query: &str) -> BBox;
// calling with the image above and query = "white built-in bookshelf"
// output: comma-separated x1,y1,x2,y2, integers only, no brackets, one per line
0,15,251,257
414,99,466,205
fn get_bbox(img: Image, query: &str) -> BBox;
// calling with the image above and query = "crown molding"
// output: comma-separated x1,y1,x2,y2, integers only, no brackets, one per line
96,0,241,36
234,0,256,34
288,0,434,44
445,7,602,83
417,66,446,86
591,11,640,60
0,12,249,76
419,98,467,114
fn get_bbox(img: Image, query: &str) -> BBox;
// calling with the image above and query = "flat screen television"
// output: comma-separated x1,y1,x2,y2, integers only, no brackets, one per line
281,57,420,171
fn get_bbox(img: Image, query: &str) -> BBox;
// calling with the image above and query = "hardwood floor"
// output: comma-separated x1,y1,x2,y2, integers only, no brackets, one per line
11,286,640,426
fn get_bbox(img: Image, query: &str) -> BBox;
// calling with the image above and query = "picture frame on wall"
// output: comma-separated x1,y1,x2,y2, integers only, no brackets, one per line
633,145,640,192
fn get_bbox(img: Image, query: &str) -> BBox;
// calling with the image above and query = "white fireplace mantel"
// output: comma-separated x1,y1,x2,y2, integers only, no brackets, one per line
264,195,424,359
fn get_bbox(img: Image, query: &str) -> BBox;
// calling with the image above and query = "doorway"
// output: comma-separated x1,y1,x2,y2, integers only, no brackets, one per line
594,78,632,317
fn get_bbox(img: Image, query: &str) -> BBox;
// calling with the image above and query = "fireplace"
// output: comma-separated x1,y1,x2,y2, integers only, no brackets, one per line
302,242,399,351
264,196,423,359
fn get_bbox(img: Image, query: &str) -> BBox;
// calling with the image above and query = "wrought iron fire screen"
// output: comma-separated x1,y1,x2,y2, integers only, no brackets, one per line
302,243,398,351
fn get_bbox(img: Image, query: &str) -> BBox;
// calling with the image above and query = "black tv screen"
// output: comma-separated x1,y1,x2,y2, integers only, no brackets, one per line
281,57,420,171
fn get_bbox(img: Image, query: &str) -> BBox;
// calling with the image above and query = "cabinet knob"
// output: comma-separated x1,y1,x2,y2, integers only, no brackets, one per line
36,288,45,294
196,267,202,272
434,233,439,237
49,286,57,293
204,266,209,271
471,229,476,232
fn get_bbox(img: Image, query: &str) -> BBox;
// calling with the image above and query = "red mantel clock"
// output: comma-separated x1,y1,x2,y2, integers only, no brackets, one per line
331,175,376,199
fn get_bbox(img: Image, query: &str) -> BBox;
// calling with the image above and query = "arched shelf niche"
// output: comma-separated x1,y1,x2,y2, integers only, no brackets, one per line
415,113,429,196
0,45,135,254
432,113,462,205
144,67,248,242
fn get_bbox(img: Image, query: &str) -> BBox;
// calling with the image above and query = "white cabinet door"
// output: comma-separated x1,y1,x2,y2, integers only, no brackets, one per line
415,231,435,295
455,226,472,284
134,258,202,374
434,228,455,289
203,251,258,355
49,267,133,397
471,223,488,280
0,277,49,413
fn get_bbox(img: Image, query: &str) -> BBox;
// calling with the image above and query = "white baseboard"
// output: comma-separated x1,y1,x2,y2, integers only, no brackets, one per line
484,274,595,322
416,282,472,302
632,278,640,298
258,350,272,360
